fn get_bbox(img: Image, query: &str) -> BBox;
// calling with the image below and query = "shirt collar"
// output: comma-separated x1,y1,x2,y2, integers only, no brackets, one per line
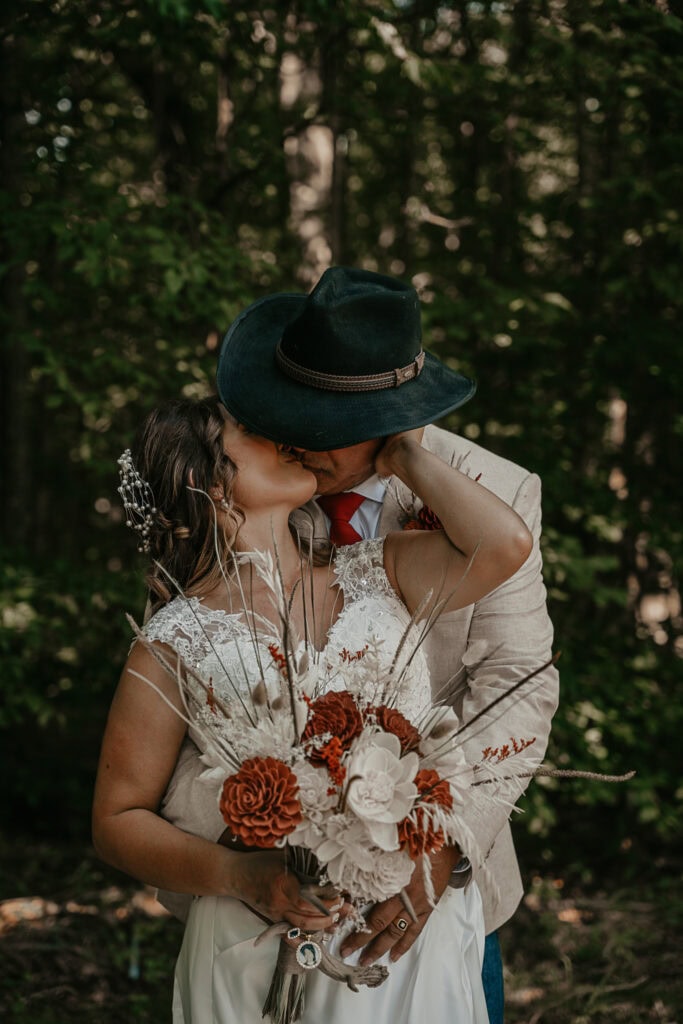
314,474,389,504
347,473,389,503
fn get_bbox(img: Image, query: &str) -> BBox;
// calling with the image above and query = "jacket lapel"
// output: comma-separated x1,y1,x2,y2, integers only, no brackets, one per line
289,500,328,545
378,479,411,535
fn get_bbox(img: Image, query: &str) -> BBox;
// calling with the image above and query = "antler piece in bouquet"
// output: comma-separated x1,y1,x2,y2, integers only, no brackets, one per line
256,918,389,1024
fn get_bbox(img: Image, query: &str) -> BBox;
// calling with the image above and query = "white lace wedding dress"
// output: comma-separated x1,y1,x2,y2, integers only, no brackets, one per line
143,539,490,1024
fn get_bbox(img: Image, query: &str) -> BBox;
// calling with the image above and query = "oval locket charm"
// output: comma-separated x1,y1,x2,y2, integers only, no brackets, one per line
295,938,323,970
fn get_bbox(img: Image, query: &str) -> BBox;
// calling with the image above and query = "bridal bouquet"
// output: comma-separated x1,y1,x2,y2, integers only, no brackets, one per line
130,552,495,898
129,550,630,1024
204,643,481,896
131,625,481,1020
128,548,496,1021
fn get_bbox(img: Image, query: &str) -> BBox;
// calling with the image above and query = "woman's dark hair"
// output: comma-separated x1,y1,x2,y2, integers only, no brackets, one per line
131,396,242,608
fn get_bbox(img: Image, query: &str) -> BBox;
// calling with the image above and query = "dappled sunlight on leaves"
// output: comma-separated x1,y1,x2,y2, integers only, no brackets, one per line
1,9,681,1021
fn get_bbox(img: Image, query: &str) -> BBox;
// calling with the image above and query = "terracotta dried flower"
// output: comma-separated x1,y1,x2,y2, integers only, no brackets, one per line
219,756,302,847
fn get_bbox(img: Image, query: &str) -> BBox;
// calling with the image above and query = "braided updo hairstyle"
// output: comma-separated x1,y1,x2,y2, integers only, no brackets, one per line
131,396,242,608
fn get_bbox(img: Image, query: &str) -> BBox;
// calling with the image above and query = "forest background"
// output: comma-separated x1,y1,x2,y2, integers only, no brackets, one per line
1,1,681,1021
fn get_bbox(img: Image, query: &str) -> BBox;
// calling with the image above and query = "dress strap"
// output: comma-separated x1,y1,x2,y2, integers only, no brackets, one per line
332,538,396,603
141,597,234,669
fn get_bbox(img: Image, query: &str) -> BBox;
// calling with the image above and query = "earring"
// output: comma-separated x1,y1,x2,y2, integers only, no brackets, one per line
220,498,230,512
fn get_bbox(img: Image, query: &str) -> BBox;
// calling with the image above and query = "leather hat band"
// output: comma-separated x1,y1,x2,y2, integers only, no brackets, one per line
275,344,425,392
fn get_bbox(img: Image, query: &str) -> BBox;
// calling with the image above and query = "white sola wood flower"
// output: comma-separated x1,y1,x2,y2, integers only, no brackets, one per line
311,817,413,902
339,848,415,903
312,816,375,890
287,763,339,847
292,762,338,820
345,731,419,850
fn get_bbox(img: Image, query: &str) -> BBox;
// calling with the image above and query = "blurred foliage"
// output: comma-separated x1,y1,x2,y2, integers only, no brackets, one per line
1,0,681,876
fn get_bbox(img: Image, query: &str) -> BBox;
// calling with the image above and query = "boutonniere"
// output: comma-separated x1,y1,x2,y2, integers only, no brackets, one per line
403,505,443,531
402,472,481,532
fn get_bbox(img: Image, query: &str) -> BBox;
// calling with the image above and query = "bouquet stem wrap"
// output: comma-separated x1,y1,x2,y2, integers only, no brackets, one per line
258,869,388,1024
260,925,389,1024
261,937,309,1024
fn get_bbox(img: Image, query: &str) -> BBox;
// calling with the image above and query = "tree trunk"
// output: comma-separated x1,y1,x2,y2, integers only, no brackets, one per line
0,28,33,549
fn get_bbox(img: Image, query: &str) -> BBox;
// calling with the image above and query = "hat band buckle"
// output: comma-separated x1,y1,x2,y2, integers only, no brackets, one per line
275,345,425,393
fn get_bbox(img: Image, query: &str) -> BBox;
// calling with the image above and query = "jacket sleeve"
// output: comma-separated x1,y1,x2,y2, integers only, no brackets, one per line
154,738,226,919
457,471,559,861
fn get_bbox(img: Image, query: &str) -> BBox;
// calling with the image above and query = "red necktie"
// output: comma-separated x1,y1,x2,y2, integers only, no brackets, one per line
317,492,365,546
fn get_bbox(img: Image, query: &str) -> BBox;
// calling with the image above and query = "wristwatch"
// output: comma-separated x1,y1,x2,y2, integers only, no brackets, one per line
448,856,472,889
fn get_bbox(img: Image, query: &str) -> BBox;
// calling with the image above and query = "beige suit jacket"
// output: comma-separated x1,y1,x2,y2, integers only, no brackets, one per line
157,425,559,932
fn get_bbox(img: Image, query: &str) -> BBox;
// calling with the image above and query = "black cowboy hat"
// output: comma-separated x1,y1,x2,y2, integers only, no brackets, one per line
216,266,476,450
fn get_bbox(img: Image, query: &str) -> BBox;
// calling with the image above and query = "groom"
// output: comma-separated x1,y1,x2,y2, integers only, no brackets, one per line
162,267,559,1024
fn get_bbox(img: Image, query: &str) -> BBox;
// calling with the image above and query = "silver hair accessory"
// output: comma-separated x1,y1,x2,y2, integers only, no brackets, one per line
117,449,157,553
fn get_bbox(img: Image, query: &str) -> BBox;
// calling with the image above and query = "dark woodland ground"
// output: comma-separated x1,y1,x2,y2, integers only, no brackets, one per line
1,841,680,1024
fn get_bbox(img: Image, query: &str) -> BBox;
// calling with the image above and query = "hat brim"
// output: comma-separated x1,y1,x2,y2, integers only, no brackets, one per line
217,292,476,451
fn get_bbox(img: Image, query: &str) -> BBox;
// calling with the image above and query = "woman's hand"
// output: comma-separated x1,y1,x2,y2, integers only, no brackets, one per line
231,850,341,931
374,427,425,477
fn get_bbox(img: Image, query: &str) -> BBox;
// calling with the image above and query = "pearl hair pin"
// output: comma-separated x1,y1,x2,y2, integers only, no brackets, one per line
117,449,157,553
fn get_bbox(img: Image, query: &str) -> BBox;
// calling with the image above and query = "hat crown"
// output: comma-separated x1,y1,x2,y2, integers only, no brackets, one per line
216,264,476,450
280,266,422,376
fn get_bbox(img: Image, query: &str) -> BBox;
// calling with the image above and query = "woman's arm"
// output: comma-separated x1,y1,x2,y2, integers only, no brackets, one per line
92,641,335,930
377,430,533,617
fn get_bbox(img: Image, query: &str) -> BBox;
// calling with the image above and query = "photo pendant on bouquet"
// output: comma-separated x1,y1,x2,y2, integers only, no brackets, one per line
288,927,323,972
295,939,323,971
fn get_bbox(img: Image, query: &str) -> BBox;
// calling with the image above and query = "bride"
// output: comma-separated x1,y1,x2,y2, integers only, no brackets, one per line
92,395,532,1023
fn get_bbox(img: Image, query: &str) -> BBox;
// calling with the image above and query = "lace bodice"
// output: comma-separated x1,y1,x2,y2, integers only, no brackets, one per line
143,539,431,723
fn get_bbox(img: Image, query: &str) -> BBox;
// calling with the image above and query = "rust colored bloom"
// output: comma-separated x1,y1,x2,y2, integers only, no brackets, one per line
414,768,454,810
318,736,347,787
219,756,302,848
369,705,421,754
302,690,363,765
398,768,454,859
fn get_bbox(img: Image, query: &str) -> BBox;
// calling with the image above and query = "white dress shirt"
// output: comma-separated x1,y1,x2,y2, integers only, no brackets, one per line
315,474,389,541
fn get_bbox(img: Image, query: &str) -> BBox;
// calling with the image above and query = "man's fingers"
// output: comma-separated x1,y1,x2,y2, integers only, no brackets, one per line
360,910,434,966
339,897,402,956
389,925,421,962
338,854,449,963
340,897,434,964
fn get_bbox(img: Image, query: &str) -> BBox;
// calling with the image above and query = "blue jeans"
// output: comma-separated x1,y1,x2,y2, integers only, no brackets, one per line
482,931,504,1024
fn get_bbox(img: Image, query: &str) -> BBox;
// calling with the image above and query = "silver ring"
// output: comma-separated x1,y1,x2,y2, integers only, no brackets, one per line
395,917,409,932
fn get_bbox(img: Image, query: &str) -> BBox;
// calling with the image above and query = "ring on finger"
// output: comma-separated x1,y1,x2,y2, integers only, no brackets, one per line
394,917,409,932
